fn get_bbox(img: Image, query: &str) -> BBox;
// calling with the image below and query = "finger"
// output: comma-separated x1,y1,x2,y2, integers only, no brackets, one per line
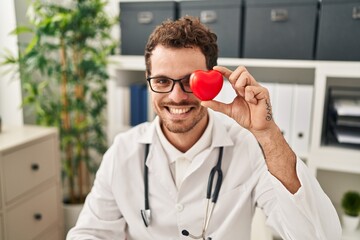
213,66,233,80
244,85,269,105
215,66,247,86
201,99,231,116
214,66,247,97
234,71,254,97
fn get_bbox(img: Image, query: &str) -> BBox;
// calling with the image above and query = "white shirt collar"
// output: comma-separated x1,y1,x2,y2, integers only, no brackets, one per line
155,111,214,164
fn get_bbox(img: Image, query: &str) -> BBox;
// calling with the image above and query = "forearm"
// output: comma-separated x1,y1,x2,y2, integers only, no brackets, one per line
260,160,342,240
253,123,301,194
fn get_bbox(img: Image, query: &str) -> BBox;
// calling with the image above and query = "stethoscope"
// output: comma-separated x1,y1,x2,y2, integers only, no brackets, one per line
141,144,224,240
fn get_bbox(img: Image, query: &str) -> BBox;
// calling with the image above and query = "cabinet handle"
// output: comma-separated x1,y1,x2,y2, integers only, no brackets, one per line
200,10,217,24
353,6,360,19
271,9,288,22
31,163,40,171
137,11,153,24
34,213,42,221
298,132,304,138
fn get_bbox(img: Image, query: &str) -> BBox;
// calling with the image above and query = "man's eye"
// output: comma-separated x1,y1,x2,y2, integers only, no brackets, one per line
155,78,171,85
182,78,190,86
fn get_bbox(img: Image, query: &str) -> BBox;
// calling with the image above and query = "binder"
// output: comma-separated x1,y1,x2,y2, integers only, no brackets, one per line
273,84,294,143
290,84,313,155
130,84,148,126
260,82,276,107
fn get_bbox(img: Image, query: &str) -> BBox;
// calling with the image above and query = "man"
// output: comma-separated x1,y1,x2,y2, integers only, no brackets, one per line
67,16,341,239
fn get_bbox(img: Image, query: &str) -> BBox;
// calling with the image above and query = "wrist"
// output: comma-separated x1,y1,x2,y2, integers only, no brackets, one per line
252,124,301,194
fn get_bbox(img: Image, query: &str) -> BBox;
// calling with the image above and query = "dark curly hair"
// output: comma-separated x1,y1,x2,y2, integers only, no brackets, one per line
145,16,218,76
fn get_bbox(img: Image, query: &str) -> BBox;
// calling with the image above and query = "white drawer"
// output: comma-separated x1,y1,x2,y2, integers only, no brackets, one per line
6,186,59,240
0,183,2,209
37,226,62,240
0,214,3,240
2,138,56,202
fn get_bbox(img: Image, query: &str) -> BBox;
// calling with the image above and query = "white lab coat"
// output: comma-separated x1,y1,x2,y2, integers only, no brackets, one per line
67,113,341,240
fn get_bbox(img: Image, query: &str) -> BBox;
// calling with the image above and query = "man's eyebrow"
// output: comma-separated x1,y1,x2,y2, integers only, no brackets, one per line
150,73,192,79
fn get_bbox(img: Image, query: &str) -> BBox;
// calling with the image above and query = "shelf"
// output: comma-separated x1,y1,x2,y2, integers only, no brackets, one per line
0,125,58,152
108,55,146,71
308,146,360,174
107,55,360,240
108,55,360,70
342,229,360,240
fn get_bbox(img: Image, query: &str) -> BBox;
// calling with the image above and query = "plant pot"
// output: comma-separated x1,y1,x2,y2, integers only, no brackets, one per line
342,214,360,231
63,203,84,236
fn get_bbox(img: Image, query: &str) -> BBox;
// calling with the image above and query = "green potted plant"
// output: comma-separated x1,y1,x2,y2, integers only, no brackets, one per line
1,0,116,233
341,190,360,231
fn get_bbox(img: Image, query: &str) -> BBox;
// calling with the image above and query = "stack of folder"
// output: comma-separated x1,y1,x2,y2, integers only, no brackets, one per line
328,88,360,146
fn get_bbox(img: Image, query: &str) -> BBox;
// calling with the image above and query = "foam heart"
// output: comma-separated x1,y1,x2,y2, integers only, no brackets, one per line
189,70,223,101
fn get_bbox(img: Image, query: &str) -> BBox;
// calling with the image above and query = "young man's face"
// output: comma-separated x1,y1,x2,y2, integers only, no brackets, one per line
149,45,208,135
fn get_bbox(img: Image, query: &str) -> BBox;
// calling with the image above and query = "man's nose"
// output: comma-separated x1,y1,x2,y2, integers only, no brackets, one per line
168,82,189,102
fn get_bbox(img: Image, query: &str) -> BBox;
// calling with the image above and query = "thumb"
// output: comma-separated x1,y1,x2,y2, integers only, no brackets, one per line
201,100,230,116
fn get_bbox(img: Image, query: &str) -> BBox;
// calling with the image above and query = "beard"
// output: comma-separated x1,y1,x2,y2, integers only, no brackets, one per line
156,101,208,134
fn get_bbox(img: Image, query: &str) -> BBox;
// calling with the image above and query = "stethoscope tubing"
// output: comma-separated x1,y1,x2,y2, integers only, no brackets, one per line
141,144,224,240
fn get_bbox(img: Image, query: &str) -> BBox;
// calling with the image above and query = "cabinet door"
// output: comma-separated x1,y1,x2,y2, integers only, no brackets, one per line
6,186,59,240
0,215,3,240
2,138,56,202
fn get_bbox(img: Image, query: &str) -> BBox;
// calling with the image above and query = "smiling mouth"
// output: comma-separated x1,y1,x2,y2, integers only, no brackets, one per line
167,107,192,115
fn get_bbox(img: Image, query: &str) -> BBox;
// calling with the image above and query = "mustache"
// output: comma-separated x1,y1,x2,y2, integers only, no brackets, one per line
160,101,200,107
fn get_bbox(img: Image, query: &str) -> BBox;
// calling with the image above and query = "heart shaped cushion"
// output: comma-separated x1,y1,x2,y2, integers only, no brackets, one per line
189,70,223,101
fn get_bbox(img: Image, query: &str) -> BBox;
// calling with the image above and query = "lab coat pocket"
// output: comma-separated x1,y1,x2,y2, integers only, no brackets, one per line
216,183,251,212
206,183,253,238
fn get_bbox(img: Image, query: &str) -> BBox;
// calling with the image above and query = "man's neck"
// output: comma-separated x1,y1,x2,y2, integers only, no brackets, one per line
162,114,209,153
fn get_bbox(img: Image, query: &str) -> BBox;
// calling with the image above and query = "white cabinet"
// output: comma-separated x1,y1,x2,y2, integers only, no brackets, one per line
307,63,360,240
107,55,360,239
0,125,64,240
0,215,3,240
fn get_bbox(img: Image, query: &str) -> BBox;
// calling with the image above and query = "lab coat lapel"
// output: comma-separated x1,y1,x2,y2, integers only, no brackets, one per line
136,113,234,200
211,113,234,148
147,141,178,201
184,112,234,179
138,118,178,201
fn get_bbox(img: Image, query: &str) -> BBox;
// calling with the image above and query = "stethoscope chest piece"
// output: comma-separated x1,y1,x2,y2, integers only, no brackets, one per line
141,209,151,227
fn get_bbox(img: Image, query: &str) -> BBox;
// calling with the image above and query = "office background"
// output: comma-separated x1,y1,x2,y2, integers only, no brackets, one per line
0,0,359,239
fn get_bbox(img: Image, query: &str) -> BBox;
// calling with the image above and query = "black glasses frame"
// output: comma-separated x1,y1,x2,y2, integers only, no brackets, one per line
146,75,193,93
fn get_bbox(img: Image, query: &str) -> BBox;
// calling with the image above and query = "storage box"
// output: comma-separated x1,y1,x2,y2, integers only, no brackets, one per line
316,0,360,61
120,1,177,55
179,0,243,58
243,0,318,60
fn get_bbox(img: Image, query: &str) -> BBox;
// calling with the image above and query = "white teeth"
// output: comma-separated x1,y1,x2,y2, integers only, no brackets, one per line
169,108,190,114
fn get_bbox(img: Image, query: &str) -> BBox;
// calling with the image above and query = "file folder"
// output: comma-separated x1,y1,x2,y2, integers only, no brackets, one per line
290,84,313,155
273,84,294,143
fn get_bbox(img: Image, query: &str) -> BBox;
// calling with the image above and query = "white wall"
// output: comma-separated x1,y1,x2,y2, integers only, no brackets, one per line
0,0,23,126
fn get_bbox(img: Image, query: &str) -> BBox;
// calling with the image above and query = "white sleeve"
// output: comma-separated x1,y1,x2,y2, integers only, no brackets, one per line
66,145,127,240
258,158,342,240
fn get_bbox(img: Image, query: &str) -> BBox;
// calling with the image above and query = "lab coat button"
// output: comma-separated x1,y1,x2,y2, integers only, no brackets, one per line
175,203,184,212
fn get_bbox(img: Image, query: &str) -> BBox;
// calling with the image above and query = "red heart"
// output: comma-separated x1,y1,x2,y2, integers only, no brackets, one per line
190,70,223,101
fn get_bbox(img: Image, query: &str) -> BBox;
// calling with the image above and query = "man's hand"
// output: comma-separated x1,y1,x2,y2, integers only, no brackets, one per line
202,65,301,194
201,65,275,134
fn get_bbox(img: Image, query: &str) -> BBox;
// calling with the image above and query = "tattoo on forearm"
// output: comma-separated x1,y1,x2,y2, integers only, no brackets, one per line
265,100,272,121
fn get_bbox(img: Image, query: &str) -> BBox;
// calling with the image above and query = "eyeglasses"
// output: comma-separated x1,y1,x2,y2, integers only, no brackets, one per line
146,75,193,93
